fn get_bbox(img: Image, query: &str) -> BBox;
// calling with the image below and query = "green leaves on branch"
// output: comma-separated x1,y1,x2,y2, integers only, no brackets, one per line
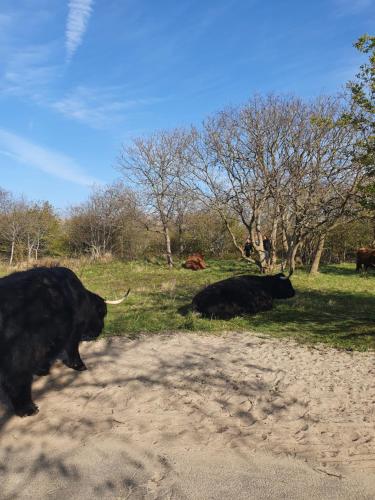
347,34,375,210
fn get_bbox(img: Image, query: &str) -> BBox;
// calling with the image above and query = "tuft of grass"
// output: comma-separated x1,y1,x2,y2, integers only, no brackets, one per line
0,259,374,350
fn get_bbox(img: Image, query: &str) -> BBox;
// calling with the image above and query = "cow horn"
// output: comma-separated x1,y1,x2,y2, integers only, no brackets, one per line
105,289,131,305
279,269,293,280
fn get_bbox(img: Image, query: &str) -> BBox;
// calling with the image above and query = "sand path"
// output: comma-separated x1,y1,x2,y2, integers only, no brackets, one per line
1,332,375,499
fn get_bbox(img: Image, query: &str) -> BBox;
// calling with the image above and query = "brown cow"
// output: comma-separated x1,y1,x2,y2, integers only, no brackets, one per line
356,247,375,272
183,253,206,271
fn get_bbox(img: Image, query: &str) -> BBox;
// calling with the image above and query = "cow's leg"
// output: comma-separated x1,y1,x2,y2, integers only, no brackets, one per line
63,338,87,371
3,373,38,417
34,360,53,376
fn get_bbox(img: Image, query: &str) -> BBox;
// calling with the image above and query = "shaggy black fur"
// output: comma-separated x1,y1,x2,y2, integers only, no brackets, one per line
192,273,295,319
0,266,107,417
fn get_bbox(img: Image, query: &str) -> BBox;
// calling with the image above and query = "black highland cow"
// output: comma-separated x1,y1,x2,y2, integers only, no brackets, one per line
0,266,128,417
192,273,295,319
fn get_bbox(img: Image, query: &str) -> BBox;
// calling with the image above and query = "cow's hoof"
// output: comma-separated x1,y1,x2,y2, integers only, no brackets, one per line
15,403,39,417
63,360,87,371
68,362,87,371
75,363,87,371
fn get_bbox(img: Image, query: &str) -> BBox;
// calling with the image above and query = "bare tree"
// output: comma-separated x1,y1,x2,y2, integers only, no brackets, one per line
173,190,198,256
24,202,58,262
118,129,191,268
187,96,302,272
0,195,28,265
0,193,59,264
67,182,138,259
279,96,365,272
185,95,366,273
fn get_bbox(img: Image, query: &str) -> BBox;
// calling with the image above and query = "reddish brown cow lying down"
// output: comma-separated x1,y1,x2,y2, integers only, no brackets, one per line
183,253,206,270
356,247,375,272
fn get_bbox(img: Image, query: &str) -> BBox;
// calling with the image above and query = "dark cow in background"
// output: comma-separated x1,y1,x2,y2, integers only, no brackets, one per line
356,247,375,272
192,273,295,319
183,253,206,270
0,266,128,417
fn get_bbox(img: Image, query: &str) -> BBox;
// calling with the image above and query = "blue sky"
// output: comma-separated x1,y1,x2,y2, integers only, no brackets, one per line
0,0,373,211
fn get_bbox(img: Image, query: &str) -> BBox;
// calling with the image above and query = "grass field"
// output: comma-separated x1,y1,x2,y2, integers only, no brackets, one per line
1,259,374,350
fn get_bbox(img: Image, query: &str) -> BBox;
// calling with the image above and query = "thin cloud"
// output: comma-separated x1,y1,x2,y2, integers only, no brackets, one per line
0,41,62,100
0,7,63,97
0,128,101,186
65,0,94,62
51,85,163,129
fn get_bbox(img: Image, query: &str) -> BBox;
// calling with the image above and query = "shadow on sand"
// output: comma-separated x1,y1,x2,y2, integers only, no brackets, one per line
0,335,304,499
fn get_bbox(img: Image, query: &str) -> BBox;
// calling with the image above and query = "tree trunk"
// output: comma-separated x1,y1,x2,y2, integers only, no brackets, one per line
251,214,267,273
250,228,266,272
280,227,289,271
310,234,326,275
35,236,40,261
270,216,278,271
27,235,33,262
27,235,30,260
9,240,15,265
252,241,267,272
288,241,302,273
163,225,173,268
282,228,289,254
256,248,267,273
177,221,184,256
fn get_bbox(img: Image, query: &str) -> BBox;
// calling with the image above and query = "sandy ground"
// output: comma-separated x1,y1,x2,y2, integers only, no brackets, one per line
1,332,375,499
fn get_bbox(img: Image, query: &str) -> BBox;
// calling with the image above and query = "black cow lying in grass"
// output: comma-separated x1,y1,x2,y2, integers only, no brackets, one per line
0,266,128,417
192,273,295,319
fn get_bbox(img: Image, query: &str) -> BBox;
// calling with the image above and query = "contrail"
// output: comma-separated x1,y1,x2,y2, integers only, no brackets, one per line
65,0,94,62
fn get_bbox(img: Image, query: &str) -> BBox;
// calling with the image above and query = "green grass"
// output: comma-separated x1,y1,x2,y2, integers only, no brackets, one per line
1,259,374,350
